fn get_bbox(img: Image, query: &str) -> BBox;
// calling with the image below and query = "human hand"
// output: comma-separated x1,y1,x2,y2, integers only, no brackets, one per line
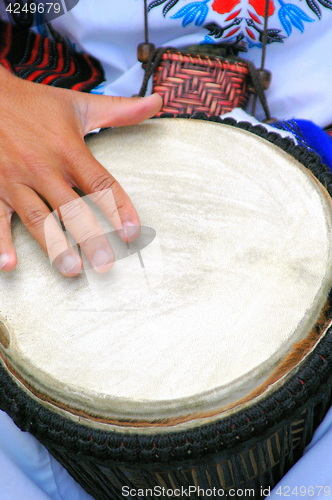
0,67,162,276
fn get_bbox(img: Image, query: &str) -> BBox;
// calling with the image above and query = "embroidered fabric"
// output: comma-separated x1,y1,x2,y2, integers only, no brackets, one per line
43,1,332,124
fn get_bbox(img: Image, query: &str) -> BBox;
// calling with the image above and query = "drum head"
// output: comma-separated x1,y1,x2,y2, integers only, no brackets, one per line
1,118,332,432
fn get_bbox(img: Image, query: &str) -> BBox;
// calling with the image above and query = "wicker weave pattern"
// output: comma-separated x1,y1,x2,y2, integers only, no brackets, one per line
153,52,250,116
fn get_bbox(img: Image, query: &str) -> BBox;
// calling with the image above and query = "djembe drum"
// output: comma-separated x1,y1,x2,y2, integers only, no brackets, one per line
1,118,332,500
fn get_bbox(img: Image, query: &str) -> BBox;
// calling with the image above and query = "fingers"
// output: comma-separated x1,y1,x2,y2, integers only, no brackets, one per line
0,200,17,272
75,92,163,133
14,183,118,276
12,186,83,277
4,145,139,276
69,92,161,240
36,180,116,273
67,150,141,243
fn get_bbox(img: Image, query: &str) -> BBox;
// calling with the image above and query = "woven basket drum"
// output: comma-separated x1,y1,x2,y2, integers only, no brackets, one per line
152,51,251,116
1,118,332,500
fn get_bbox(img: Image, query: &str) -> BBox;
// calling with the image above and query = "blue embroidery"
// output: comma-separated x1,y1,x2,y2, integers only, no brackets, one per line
278,0,314,35
170,0,210,26
202,35,216,44
149,0,332,49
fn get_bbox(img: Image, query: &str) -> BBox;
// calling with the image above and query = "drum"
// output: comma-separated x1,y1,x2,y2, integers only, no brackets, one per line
1,117,332,500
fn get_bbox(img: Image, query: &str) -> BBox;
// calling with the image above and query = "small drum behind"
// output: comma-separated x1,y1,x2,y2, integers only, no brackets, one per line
1,118,332,500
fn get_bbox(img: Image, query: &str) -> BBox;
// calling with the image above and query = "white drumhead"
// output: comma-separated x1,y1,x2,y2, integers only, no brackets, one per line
1,119,332,432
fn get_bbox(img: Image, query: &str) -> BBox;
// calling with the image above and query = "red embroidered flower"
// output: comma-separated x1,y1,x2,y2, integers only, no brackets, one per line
212,0,241,15
249,0,275,16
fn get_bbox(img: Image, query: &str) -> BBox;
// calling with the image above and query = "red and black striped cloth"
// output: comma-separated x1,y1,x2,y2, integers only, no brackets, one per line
0,19,104,91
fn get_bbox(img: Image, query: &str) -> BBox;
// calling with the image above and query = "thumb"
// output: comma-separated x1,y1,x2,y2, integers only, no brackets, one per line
75,92,163,134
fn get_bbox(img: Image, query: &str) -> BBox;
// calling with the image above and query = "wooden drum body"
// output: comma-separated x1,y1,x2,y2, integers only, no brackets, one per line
1,118,332,499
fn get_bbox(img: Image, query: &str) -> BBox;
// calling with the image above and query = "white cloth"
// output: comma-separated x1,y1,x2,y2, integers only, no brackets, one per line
0,412,93,500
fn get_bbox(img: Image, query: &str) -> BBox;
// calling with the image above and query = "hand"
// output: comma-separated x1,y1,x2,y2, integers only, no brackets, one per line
0,67,162,276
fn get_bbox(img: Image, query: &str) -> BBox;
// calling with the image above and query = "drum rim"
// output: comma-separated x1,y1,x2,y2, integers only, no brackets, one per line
96,112,332,207
1,322,332,465
1,117,332,463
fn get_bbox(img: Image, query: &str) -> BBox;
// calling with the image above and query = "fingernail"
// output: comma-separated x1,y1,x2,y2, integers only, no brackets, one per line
120,223,139,240
92,249,113,269
59,255,81,274
0,254,10,269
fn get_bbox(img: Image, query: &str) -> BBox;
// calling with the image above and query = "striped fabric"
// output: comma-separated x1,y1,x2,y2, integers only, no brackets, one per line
0,20,104,92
